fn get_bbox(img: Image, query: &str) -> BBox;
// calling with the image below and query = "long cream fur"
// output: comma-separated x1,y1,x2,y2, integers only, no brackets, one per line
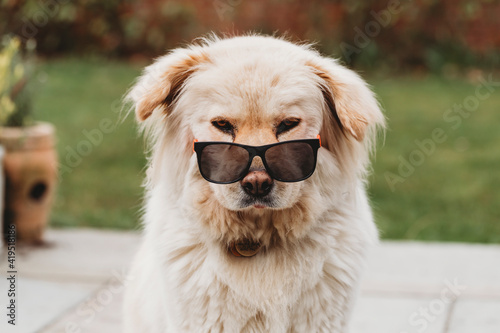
123,34,385,333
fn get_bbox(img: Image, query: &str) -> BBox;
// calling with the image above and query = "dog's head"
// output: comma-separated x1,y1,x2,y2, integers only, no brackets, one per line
127,35,384,243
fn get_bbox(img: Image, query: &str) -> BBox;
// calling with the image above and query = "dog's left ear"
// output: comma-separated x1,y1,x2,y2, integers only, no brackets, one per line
127,49,210,122
307,61,384,142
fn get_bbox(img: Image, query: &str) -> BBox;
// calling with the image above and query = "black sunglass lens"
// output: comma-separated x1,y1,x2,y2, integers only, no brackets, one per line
265,142,315,181
199,144,249,183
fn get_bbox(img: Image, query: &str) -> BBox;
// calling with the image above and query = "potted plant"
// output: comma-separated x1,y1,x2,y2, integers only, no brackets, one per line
0,36,58,244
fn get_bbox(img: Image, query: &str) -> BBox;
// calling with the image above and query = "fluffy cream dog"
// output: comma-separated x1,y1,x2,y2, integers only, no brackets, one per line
124,34,384,332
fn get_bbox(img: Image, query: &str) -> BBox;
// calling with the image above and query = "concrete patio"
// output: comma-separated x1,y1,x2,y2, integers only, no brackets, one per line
1,228,499,333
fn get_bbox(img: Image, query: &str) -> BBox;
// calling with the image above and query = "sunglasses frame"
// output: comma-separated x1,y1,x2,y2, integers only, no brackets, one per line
193,135,321,184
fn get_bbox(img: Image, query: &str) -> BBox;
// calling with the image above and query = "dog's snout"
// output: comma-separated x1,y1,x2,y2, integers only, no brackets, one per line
241,171,273,197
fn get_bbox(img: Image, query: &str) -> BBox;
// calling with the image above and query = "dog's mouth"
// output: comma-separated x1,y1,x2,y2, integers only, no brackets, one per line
240,195,276,209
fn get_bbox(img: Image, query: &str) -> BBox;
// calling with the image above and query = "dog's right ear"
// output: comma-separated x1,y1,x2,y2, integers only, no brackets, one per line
128,49,210,121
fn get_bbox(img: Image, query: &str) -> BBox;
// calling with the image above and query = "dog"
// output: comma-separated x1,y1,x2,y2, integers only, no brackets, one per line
123,34,385,332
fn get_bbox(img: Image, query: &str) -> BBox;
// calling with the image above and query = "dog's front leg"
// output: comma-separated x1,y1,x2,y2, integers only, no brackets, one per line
288,258,364,333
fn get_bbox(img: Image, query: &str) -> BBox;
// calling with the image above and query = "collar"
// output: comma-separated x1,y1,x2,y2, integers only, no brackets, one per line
229,239,262,257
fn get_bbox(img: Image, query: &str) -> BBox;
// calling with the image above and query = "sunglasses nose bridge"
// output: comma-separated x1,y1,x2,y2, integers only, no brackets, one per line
247,153,266,171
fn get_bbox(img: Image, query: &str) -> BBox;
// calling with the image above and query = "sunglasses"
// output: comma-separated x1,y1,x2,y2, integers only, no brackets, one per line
193,135,321,184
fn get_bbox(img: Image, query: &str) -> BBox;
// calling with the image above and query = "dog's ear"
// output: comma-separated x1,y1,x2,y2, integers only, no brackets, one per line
128,49,210,121
307,61,384,143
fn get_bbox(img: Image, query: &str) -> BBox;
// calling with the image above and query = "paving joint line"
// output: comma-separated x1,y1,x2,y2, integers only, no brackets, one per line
442,296,458,333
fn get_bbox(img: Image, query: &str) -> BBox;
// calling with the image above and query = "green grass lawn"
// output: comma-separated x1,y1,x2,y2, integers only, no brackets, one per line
37,58,500,242
37,58,145,230
370,74,500,243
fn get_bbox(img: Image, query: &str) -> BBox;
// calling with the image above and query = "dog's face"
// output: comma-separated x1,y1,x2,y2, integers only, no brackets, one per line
128,35,384,242
186,56,324,211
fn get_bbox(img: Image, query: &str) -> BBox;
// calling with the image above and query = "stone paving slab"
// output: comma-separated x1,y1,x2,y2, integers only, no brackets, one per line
0,229,139,283
447,299,500,333
40,282,125,333
0,228,499,333
350,294,450,333
0,229,138,333
0,277,96,333
362,242,500,298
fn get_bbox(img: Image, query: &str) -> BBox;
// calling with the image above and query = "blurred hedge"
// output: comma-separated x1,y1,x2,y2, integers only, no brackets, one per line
2,0,499,72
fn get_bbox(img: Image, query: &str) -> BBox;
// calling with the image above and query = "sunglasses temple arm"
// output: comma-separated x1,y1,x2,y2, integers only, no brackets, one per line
192,139,198,152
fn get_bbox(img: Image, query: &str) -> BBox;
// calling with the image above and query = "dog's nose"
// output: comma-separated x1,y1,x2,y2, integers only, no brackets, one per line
241,171,273,197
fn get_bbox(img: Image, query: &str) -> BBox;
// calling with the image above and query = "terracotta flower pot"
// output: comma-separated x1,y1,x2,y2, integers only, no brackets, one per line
0,122,58,244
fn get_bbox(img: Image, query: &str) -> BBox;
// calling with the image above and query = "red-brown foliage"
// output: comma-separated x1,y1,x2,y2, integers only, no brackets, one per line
1,0,498,71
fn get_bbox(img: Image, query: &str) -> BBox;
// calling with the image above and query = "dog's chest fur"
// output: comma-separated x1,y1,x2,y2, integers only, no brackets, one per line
132,195,370,333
